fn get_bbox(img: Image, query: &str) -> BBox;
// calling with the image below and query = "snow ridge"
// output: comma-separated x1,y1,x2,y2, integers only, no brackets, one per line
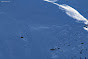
44,0,88,31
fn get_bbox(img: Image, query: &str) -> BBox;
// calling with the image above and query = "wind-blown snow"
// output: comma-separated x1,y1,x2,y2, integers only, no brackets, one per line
44,0,88,31
44,0,57,3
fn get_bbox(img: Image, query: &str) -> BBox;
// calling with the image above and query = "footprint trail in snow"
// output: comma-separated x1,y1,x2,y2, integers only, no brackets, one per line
44,0,88,31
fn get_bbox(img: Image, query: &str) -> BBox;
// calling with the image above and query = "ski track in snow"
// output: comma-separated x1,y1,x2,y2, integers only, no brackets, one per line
44,0,88,31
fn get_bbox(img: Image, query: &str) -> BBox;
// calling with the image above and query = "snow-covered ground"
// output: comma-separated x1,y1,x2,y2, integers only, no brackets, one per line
0,0,88,59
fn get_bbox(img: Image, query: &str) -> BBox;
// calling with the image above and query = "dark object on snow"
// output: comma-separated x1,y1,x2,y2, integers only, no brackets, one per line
85,57,86,59
21,37,24,38
81,43,84,44
80,50,82,54
84,25,88,28
50,48,56,50
58,48,60,49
